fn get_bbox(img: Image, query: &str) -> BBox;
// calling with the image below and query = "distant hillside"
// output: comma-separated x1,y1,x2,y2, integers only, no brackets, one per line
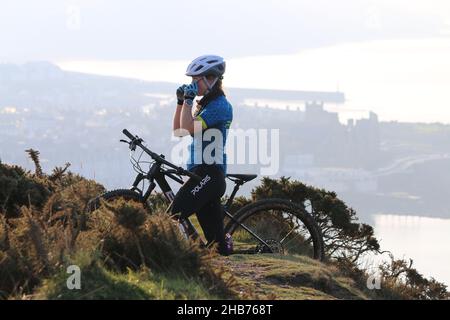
0,62,174,109
2,61,450,220
0,61,345,109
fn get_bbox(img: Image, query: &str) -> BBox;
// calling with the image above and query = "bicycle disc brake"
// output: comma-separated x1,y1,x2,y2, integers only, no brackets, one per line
255,239,284,254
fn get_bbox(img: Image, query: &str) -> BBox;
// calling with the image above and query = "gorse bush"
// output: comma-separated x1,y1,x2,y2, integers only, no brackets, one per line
332,254,449,300
43,180,105,230
0,153,107,297
249,177,381,262
85,198,235,296
0,152,237,299
376,254,449,300
0,163,52,218
0,205,66,297
0,153,448,300
0,153,102,219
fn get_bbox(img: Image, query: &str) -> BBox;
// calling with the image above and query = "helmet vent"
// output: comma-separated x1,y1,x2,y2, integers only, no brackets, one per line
185,55,225,76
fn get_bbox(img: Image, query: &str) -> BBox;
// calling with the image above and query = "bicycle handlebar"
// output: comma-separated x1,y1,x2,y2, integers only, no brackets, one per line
122,129,135,141
122,129,201,181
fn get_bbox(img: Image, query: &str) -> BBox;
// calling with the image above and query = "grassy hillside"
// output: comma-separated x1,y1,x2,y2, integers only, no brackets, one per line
28,253,367,300
221,254,368,300
1,155,448,300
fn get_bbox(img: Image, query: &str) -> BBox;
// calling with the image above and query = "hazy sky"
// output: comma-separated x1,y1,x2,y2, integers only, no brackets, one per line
2,1,450,123
1,0,450,61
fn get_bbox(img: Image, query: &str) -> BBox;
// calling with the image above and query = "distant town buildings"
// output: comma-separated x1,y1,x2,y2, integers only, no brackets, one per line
2,62,449,218
276,100,381,193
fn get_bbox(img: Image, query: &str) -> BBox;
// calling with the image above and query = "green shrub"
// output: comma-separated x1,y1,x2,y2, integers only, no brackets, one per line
250,177,380,262
0,206,53,297
0,163,52,218
83,198,237,297
42,179,105,228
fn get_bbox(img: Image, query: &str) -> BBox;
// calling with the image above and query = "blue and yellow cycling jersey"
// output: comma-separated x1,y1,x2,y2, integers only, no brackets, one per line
187,95,233,174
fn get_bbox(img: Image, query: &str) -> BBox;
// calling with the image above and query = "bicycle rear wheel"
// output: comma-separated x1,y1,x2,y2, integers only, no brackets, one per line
225,198,325,261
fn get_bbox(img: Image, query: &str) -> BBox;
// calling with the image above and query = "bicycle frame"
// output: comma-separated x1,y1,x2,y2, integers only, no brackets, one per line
127,161,241,244
121,129,274,251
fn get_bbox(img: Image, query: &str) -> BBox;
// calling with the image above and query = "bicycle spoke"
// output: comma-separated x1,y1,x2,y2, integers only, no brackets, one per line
227,199,324,260
279,225,298,244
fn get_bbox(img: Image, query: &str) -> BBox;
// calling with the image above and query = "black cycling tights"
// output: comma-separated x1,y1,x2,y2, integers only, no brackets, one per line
170,164,227,253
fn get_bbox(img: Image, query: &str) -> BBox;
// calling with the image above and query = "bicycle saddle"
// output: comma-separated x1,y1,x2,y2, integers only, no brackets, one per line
226,173,257,183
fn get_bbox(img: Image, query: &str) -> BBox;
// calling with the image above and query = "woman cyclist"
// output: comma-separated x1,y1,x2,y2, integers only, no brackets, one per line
171,55,233,255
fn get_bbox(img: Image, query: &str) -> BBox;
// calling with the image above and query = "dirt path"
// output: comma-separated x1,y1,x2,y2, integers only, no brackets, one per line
214,254,368,300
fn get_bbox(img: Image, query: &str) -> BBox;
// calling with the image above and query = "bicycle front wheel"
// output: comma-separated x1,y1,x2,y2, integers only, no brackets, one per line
86,189,147,213
225,198,325,261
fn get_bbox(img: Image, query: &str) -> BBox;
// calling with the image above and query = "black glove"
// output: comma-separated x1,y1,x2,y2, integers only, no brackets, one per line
176,84,187,105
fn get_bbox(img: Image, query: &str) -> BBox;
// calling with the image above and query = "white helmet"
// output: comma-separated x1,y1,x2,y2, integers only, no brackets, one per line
185,55,226,77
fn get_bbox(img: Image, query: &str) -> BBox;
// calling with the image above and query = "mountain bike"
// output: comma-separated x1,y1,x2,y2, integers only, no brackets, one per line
86,129,325,260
